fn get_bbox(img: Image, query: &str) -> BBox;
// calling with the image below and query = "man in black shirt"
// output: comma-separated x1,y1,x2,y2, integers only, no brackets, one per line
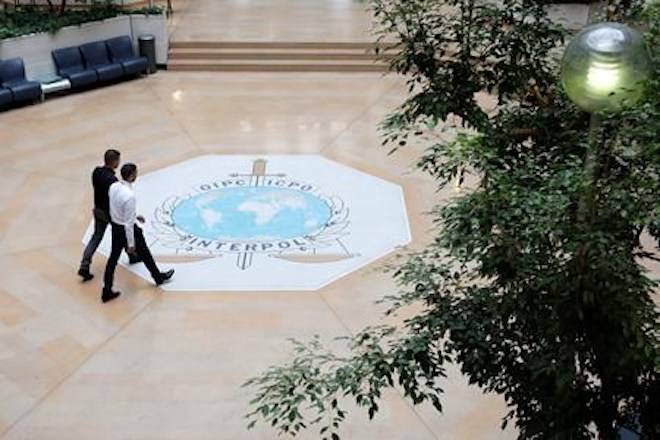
78,149,139,281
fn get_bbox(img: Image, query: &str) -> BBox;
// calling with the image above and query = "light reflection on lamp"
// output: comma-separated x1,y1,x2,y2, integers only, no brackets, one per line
561,22,650,113
586,61,621,94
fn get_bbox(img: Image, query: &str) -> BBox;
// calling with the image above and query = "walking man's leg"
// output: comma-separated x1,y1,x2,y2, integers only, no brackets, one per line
78,214,108,281
102,224,126,302
134,225,174,285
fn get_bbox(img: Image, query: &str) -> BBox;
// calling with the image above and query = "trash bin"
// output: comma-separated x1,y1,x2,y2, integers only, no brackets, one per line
138,34,157,74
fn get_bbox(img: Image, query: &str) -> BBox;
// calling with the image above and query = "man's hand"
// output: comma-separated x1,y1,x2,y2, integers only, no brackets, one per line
127,246,137,254
137,215,146,224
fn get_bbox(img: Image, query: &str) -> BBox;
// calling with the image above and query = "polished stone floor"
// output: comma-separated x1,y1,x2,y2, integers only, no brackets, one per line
0,70,519,439
165,0,590,43
169,0,375,42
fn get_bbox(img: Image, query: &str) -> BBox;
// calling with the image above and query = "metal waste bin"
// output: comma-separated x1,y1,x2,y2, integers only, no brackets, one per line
138,34,157,74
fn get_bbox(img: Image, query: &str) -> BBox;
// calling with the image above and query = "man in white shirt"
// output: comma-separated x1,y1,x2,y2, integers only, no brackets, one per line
78,149,141,282
102,163,174,303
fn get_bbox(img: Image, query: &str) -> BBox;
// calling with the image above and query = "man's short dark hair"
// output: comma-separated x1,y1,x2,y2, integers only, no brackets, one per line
104,149,121,165
120,163,138,180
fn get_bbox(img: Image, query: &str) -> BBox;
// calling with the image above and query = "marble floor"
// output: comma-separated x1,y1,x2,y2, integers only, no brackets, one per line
164,0,591,43
168,0,376,42
0,70,519,439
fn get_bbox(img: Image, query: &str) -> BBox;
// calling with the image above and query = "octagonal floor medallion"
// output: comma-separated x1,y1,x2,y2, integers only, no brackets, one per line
84,155,411,291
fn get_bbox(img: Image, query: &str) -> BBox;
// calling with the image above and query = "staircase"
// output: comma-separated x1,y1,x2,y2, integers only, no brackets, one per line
167,41,398,73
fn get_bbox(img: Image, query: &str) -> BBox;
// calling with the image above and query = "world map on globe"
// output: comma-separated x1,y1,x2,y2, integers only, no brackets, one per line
171,187,332,241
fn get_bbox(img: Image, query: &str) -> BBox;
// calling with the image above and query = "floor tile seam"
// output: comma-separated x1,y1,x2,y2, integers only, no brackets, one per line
12,247,151,326
143,80,206,154
6,165,82,184
0,233,84,258
396,387,442,439
3,242,166,339
0,200,88,255
315,75,433,435
0,294,162,439
331,79,444,437
319,76,400,155
315,291,439,439
0,171,81,252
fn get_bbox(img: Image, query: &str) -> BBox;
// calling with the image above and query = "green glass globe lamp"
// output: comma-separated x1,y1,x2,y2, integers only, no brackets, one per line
561,22,650,113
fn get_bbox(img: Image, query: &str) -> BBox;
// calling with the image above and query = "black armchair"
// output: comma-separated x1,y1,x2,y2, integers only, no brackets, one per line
105,36,148,76
52,46,98,89
79,41,124,82
0,83,12,106
0,59,11,106
0,58,42,103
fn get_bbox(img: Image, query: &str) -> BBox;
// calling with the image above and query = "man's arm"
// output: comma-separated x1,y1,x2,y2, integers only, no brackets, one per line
124,195,137,250
92,167,102,186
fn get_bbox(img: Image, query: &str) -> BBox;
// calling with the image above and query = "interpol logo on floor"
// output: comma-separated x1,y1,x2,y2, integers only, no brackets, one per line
85,155,411,291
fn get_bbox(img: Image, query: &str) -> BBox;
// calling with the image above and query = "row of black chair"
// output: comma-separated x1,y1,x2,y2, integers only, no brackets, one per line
0,58,42,106
52,36,148,89
0,35,149,110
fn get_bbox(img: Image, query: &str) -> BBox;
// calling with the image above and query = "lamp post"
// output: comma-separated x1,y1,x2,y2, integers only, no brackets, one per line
559,23,651,437
560,22,650,225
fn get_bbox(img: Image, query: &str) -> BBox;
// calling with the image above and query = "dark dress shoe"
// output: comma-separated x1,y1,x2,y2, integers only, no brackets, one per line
78,268,94,282
128,254,142,265
156,269,175,286
102,289,121,303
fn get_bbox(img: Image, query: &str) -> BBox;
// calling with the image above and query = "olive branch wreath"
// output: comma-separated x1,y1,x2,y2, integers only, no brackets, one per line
148,192,351,257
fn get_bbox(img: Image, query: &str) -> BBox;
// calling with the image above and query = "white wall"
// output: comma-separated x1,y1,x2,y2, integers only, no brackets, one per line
0,13,168,80
130,13,169,64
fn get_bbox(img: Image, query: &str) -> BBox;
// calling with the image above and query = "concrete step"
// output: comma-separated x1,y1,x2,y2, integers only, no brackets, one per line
167,59,389,73
169,41,400,51
168,47,395,61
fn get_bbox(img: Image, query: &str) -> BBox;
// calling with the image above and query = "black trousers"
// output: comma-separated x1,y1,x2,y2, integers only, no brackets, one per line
104,223,161,291
80,209,130,271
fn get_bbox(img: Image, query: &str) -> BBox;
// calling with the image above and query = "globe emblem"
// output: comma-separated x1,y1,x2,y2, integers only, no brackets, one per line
171,187,333,241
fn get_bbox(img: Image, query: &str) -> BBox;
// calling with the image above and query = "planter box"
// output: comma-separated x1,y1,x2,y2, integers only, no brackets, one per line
0,13,168,80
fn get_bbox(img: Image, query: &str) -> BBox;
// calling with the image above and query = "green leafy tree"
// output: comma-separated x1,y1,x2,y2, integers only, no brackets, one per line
0,5,162,39
244,0,660,438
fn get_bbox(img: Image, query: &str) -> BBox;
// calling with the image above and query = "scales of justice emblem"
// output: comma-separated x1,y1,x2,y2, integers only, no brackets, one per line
151,158,356,270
